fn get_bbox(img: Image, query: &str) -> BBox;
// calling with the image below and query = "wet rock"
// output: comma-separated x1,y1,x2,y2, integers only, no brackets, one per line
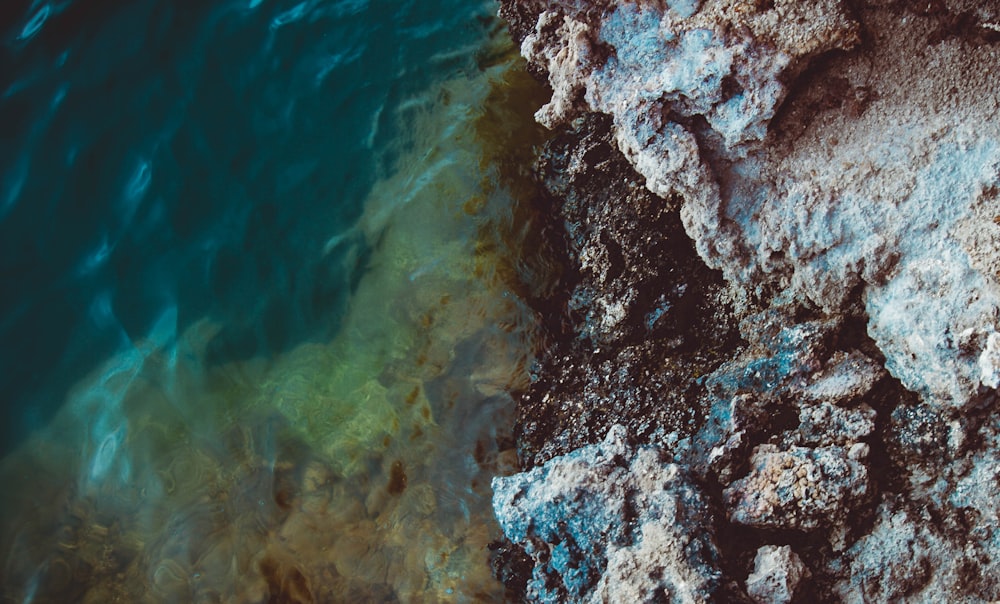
492,426,723,602
537,113,694,347
745,545,809,604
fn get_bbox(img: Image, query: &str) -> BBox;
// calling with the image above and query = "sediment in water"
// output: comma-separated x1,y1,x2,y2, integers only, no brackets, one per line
0,22,554,604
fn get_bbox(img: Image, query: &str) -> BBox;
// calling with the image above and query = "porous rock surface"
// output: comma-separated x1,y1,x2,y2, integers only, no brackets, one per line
511,111,741,470
493,0,1000,601
492,425,724,602
724,444,870,541
746,545,809,604
506,0,1000,411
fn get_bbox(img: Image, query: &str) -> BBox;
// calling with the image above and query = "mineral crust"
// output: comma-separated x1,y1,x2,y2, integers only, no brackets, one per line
493,0,1000,601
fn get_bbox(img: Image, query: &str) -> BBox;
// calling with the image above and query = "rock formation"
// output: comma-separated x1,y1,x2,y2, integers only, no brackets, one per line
746,545,809,604
492,0,1000,601
493,425,726,602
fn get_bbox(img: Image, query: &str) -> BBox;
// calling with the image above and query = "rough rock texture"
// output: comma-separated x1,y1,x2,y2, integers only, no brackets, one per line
829,498,978,603
492,426,724,602
503,0,1000,412
512,112,741,469
724,444,870,544
494,0,1000,601
745,545,809,604
690,307,881,488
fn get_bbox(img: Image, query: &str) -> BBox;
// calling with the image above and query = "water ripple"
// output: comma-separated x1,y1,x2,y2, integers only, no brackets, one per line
0,1,540,601
18,4,50,41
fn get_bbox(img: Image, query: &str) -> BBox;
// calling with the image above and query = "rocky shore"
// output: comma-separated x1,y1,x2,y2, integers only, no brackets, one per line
490,0,1000,601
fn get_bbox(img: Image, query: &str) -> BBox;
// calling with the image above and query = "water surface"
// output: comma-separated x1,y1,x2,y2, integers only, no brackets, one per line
0,0,553,600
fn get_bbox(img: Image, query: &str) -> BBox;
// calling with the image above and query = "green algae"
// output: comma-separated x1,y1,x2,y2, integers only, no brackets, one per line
0,29,552,604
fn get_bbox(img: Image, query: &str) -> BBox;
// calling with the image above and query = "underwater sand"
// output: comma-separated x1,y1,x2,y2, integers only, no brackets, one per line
0,3,554,601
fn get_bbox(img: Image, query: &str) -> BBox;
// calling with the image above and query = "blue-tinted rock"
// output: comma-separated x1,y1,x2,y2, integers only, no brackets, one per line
492,426,723,602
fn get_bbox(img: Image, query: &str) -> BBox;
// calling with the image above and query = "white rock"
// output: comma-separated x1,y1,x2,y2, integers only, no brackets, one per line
978,331,1000,389
492,426,723,602
746,545,809,604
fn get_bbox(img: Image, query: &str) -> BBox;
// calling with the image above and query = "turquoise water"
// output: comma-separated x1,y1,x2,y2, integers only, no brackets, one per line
0,0,550,600
1,0,502,450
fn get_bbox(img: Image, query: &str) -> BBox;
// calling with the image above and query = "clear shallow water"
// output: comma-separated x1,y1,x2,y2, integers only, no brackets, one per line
0,0,514,448
0,0,553,600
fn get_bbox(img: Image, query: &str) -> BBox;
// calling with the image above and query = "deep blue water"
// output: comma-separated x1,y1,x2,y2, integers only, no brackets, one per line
0,0,546,600
0,0,501,453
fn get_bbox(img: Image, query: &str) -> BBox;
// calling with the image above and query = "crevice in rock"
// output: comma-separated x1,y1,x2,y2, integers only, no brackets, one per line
491,0,1000,600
